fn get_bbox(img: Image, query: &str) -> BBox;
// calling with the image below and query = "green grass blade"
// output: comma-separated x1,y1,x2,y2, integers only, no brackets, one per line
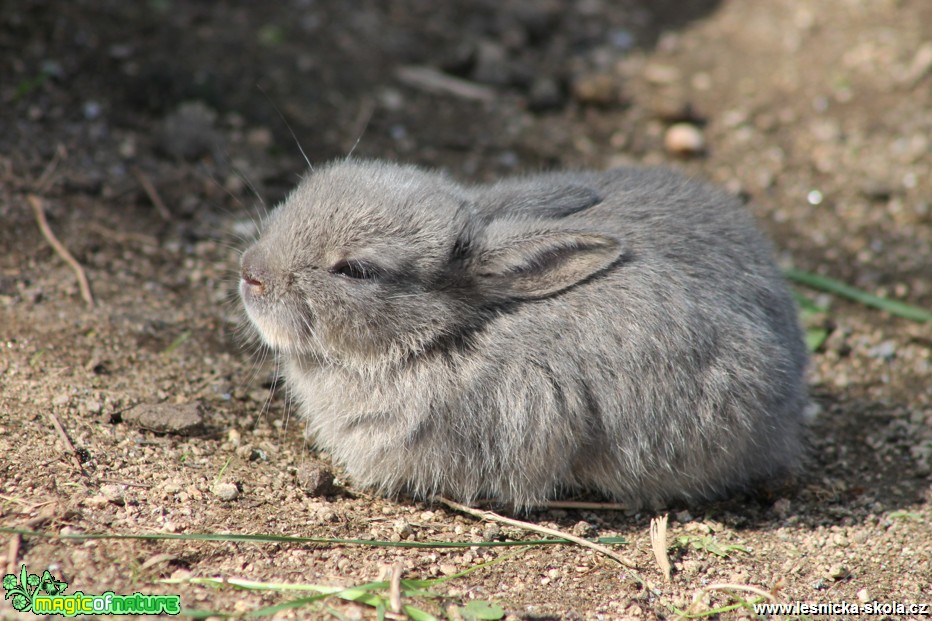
403,604,441,621
786,268,931,322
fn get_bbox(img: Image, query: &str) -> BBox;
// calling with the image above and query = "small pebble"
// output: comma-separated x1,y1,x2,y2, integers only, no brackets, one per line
99,484,125,506
528,76,564,110
772,498,792,518
296,464,336,497
471,40,511,86
212,482,239,501
826,564,848,580
393,519,413,538
643,63,681,85
123,401,205,435
158,101,222,160
571,520,596,537
82,399,103,415
664,123,705,157
571,73,621,106
482,523,502,541
867,340,896,361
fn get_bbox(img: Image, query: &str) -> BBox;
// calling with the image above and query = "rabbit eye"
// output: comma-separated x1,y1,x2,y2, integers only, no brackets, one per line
329,259,378,280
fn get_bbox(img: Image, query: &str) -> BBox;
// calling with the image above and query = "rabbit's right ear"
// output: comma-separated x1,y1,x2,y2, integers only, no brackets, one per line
472,220,624,299
473,182,603,220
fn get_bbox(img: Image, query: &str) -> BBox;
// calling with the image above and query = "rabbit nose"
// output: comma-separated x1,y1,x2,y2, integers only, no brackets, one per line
241,248,269,297
242,268,265,295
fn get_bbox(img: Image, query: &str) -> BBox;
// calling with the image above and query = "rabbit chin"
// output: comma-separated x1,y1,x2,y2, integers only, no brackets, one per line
244,308,308,355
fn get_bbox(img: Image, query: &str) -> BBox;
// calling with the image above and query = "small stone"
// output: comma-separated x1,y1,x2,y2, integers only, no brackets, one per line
728,570,750,583
439,563,458,576
248,447,268,462
826,564,848,580
528,76,564,111
867,340,897,361
772,498,792,518
571,520,596,537
212,482,239,501
99,484,125,506
664,123,705,157
393,519,413,538
857,588,870,603
471,40,511,86
571,73,621,106
643,63,681,85
246,127,273,149
482,523,502,541
158,101,223,160
84,494,110,508
123,402,205,435
296,464,336,497
861,180,894,202
82,399,103,415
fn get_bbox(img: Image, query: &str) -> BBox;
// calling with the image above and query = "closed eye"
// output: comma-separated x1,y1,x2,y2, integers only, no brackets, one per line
329,259,380,280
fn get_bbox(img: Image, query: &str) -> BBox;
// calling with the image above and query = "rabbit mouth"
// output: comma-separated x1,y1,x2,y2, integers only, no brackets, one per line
242,294,318,356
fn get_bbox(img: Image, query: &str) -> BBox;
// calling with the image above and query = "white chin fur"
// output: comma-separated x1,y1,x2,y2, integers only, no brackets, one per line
245,308,297,352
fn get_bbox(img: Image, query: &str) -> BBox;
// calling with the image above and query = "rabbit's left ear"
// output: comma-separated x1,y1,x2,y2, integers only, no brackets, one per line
472,220,624,299
472,181,602,220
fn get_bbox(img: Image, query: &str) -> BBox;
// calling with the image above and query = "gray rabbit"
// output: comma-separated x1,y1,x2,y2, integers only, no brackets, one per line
240,159,808,510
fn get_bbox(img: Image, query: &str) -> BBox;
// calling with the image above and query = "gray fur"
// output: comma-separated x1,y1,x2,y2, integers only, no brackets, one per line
240,159,809,510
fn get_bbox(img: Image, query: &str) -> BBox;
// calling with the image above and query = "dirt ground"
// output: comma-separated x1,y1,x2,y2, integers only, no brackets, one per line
1,0,930,619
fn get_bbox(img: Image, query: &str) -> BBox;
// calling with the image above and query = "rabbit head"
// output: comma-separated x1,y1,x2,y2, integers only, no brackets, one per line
240,160,621,369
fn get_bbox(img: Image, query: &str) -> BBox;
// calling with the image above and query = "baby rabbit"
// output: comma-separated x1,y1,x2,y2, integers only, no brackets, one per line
240,159,808,510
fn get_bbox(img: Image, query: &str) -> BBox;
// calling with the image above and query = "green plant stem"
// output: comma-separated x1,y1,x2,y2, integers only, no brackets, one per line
785,268,931,322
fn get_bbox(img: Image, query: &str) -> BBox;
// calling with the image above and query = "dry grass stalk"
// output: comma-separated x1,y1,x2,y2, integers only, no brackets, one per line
28,194,95,308
650,513,672,582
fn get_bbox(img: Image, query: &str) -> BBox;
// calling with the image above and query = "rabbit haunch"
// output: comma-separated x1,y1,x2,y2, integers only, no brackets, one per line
240,159,808,510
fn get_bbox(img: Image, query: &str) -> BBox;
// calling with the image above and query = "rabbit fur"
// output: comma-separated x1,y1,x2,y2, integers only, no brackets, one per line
240,159,809,510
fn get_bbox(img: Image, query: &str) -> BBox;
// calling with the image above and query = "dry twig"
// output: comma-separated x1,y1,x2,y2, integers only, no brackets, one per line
6,533,20,575
395,66,497,102
676,582,777,621
35,144,67,192
131,165,172,220
28,194,95,308
437,497,641,572
388,561,403,613
47,412,87,475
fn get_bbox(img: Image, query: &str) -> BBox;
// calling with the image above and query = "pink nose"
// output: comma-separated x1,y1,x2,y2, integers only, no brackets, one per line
241,269,266,296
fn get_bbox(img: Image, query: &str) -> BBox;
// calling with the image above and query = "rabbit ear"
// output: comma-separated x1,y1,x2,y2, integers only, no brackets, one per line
473,221,623,299
473,181,602,220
